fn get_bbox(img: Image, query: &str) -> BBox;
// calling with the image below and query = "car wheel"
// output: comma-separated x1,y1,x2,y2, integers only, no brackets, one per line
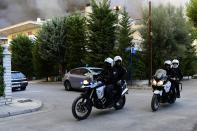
64,81,72,91
12,88,16,92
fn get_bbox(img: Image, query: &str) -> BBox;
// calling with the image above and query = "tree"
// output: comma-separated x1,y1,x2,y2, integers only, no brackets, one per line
141,4,191,74
116,8,133,67
32,42,58,80
131,52,147,80
65,14,87,69
115,8,146,80
11,35,34,78
182,44,197,77
37,17,68,76
86,0,117,67
187,0,197,27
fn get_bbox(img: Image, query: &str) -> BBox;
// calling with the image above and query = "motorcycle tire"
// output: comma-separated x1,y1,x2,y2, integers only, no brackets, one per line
114,95,126,110
72,96,92,120
151,94,160,111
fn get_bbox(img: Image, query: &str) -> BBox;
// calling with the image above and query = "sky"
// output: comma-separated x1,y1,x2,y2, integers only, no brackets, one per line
0,0,190,28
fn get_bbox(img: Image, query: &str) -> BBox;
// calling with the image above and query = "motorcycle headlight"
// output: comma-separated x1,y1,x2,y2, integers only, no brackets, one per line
152,79,157,86
83,80,89,85
157,80,164,86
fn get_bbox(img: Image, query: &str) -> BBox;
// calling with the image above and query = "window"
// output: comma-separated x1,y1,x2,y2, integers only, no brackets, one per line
89,68,103,74
70,68,90,76
70,69,81,75
80,69,89,76
11,72,26,79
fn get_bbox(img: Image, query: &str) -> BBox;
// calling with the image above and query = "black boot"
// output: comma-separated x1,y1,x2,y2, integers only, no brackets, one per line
176,88,180,98
176,93,180,98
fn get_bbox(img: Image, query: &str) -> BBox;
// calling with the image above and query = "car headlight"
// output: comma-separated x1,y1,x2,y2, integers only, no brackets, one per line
83,80,89,85
157,80,164,86
152,79,157,86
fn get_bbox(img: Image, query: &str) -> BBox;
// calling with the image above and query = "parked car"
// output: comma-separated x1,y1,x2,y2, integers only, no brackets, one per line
63,67,103,91
11,71,28,91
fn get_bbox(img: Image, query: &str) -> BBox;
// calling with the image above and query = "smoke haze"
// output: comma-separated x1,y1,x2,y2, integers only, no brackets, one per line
0,0,189,28
0,0,89,28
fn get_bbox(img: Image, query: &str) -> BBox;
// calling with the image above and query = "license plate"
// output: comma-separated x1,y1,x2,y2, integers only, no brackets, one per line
12,84,21,87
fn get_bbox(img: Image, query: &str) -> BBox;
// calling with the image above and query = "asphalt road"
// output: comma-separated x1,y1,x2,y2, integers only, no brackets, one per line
0,79,197,131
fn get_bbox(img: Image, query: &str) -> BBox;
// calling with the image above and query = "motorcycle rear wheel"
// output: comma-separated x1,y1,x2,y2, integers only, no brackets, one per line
72,96,92,120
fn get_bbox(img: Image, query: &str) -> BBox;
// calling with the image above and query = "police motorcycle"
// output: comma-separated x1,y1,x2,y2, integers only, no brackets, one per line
72,80,128,120
151,69,176,111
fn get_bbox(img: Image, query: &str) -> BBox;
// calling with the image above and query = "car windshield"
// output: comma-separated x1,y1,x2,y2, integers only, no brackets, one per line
154,69,167,80
89,68,103,74
12,72,25,79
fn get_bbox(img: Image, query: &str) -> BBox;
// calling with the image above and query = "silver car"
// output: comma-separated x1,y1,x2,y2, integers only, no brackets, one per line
63,67,103,91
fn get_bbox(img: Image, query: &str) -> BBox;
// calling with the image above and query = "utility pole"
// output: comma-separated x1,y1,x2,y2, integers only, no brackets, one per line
148,1,152,86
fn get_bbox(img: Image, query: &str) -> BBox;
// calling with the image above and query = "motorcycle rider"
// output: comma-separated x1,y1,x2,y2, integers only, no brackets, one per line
164,60,173,77
97,57,114,105
113,56,127,99
171,59,183,98
163,60,176,96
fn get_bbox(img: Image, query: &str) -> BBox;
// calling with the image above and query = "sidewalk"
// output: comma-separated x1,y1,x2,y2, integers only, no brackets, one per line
0,98,42,118
28,79,63,84
28,79,45,84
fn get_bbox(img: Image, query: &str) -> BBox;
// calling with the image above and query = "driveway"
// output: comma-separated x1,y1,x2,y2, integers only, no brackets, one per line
0,80,197,131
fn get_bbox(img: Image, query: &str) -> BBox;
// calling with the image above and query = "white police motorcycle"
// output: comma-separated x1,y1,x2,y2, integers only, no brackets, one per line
72,80,128,120
151,69,176,111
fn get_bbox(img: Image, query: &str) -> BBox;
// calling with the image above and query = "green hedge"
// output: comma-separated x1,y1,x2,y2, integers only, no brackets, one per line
0,46,4,96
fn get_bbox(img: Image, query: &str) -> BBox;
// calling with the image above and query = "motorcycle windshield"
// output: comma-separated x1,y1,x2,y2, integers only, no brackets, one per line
154,69,167,80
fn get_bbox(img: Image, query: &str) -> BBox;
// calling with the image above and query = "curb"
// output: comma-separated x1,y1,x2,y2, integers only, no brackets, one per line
0,98,43,118
0,113,9,118
128,85,151,90
8,103,43,117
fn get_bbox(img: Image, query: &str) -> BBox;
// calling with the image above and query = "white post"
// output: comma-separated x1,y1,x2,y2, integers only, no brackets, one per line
2,45,12,104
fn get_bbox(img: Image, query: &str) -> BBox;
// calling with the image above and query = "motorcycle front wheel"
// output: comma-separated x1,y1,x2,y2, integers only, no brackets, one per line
72,96,92,120
114,95,126,110
151,94,160,111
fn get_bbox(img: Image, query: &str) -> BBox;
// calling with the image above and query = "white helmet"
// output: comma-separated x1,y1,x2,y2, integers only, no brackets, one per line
172,59,179,68
164,60,172,65
104,57,113,67
114,56,122,62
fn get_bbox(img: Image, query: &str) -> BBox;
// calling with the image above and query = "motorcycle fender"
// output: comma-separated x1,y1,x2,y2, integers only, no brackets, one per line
121,88,129,96
80,93,88,99
80,94,93,106
153,90,162,96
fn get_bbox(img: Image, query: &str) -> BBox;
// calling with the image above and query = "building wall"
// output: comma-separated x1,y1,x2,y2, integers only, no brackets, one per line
7,27,40,43
192,39,197,54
